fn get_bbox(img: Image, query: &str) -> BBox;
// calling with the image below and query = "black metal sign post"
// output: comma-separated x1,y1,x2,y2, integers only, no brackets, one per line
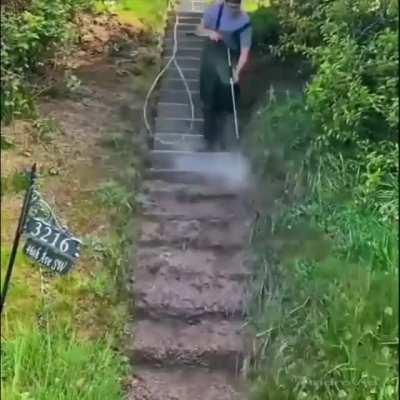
1,164,82,315
0,164,37,315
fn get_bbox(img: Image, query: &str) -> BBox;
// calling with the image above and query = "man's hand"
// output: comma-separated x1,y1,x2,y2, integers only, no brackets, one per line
232,68,240,83
209,31,222,42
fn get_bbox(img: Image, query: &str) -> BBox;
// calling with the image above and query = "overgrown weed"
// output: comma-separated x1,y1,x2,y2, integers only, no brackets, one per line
96,179,134,212
247,94,398,399
1,323,127,400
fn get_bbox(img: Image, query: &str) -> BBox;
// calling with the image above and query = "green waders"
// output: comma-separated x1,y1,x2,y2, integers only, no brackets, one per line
199,1,251,150
200,40,240,149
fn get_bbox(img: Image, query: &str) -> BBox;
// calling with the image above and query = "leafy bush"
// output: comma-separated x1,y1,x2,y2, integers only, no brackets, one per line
270,0,399,146
306,26,398,145
250,5,281,50
0,0,95,122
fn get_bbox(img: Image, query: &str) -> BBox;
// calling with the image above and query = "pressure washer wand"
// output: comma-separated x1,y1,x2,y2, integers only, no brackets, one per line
227,48,240,141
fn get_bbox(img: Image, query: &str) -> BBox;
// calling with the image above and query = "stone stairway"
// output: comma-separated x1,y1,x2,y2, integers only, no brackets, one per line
128,2,251,399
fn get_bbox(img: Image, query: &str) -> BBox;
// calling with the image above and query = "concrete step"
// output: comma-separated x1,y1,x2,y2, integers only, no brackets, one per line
141,189,245,220
157,102,203,119
130,319,245,370
147,169,215,184
164,67,200,80
153,133,205,151
155,117,203,134
147,165,249,186
148,151,250,189
138,217,247,248
177,0,208,12
134,259,247,319
163,47,202,58
168,11,204,19
142,180,240,201
164,33,205,46
167,16,202,25
127,367,244,400
164,37,204,50
163,57,200,69
166,23,199,33
160,78,200,91
136,247,250,282
158,89,200,103
149,150,241,170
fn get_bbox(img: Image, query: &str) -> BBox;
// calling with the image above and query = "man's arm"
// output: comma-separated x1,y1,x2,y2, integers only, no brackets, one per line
236,48,249,76
234,26,252,81
196,20,222,41
196,3,222,41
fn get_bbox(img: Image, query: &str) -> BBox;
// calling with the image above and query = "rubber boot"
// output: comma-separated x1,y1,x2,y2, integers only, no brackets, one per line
203,107,218,151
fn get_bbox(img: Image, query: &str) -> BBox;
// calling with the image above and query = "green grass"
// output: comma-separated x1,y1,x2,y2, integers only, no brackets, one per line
246,96,399,399
96,179,134,212
96,0,168,28
1,171,30,197
204,0,270,11
1,127,137,400
1,324,127,400
244,0,271,12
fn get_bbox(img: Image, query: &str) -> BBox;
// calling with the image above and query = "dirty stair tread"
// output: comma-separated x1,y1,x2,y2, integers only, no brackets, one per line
153,133,205,151
130,318,245,369
128,366,244,400
149,150,246,172
160,78,200,91
134,270,247,320
138,218,248,249
142,179,241,199
145,169,249,192
156,103,203,119
140,192,246,219
136,247,251,281
158,88,200,102
155,117,203,134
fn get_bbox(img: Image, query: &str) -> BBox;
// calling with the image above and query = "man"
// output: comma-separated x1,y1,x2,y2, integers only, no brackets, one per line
197,0,252,150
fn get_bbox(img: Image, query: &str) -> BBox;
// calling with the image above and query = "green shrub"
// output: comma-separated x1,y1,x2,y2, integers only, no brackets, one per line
272,0,399,146
250,5,281,50
0,0,95,122
306,26,398,145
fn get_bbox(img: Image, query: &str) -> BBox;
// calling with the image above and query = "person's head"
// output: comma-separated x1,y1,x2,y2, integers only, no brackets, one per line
224,0,242,16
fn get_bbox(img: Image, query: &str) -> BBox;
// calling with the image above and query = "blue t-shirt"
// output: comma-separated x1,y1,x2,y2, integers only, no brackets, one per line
202,1,252,51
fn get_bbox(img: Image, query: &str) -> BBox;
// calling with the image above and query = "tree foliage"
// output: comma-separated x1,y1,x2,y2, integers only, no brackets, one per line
268,0,399,226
